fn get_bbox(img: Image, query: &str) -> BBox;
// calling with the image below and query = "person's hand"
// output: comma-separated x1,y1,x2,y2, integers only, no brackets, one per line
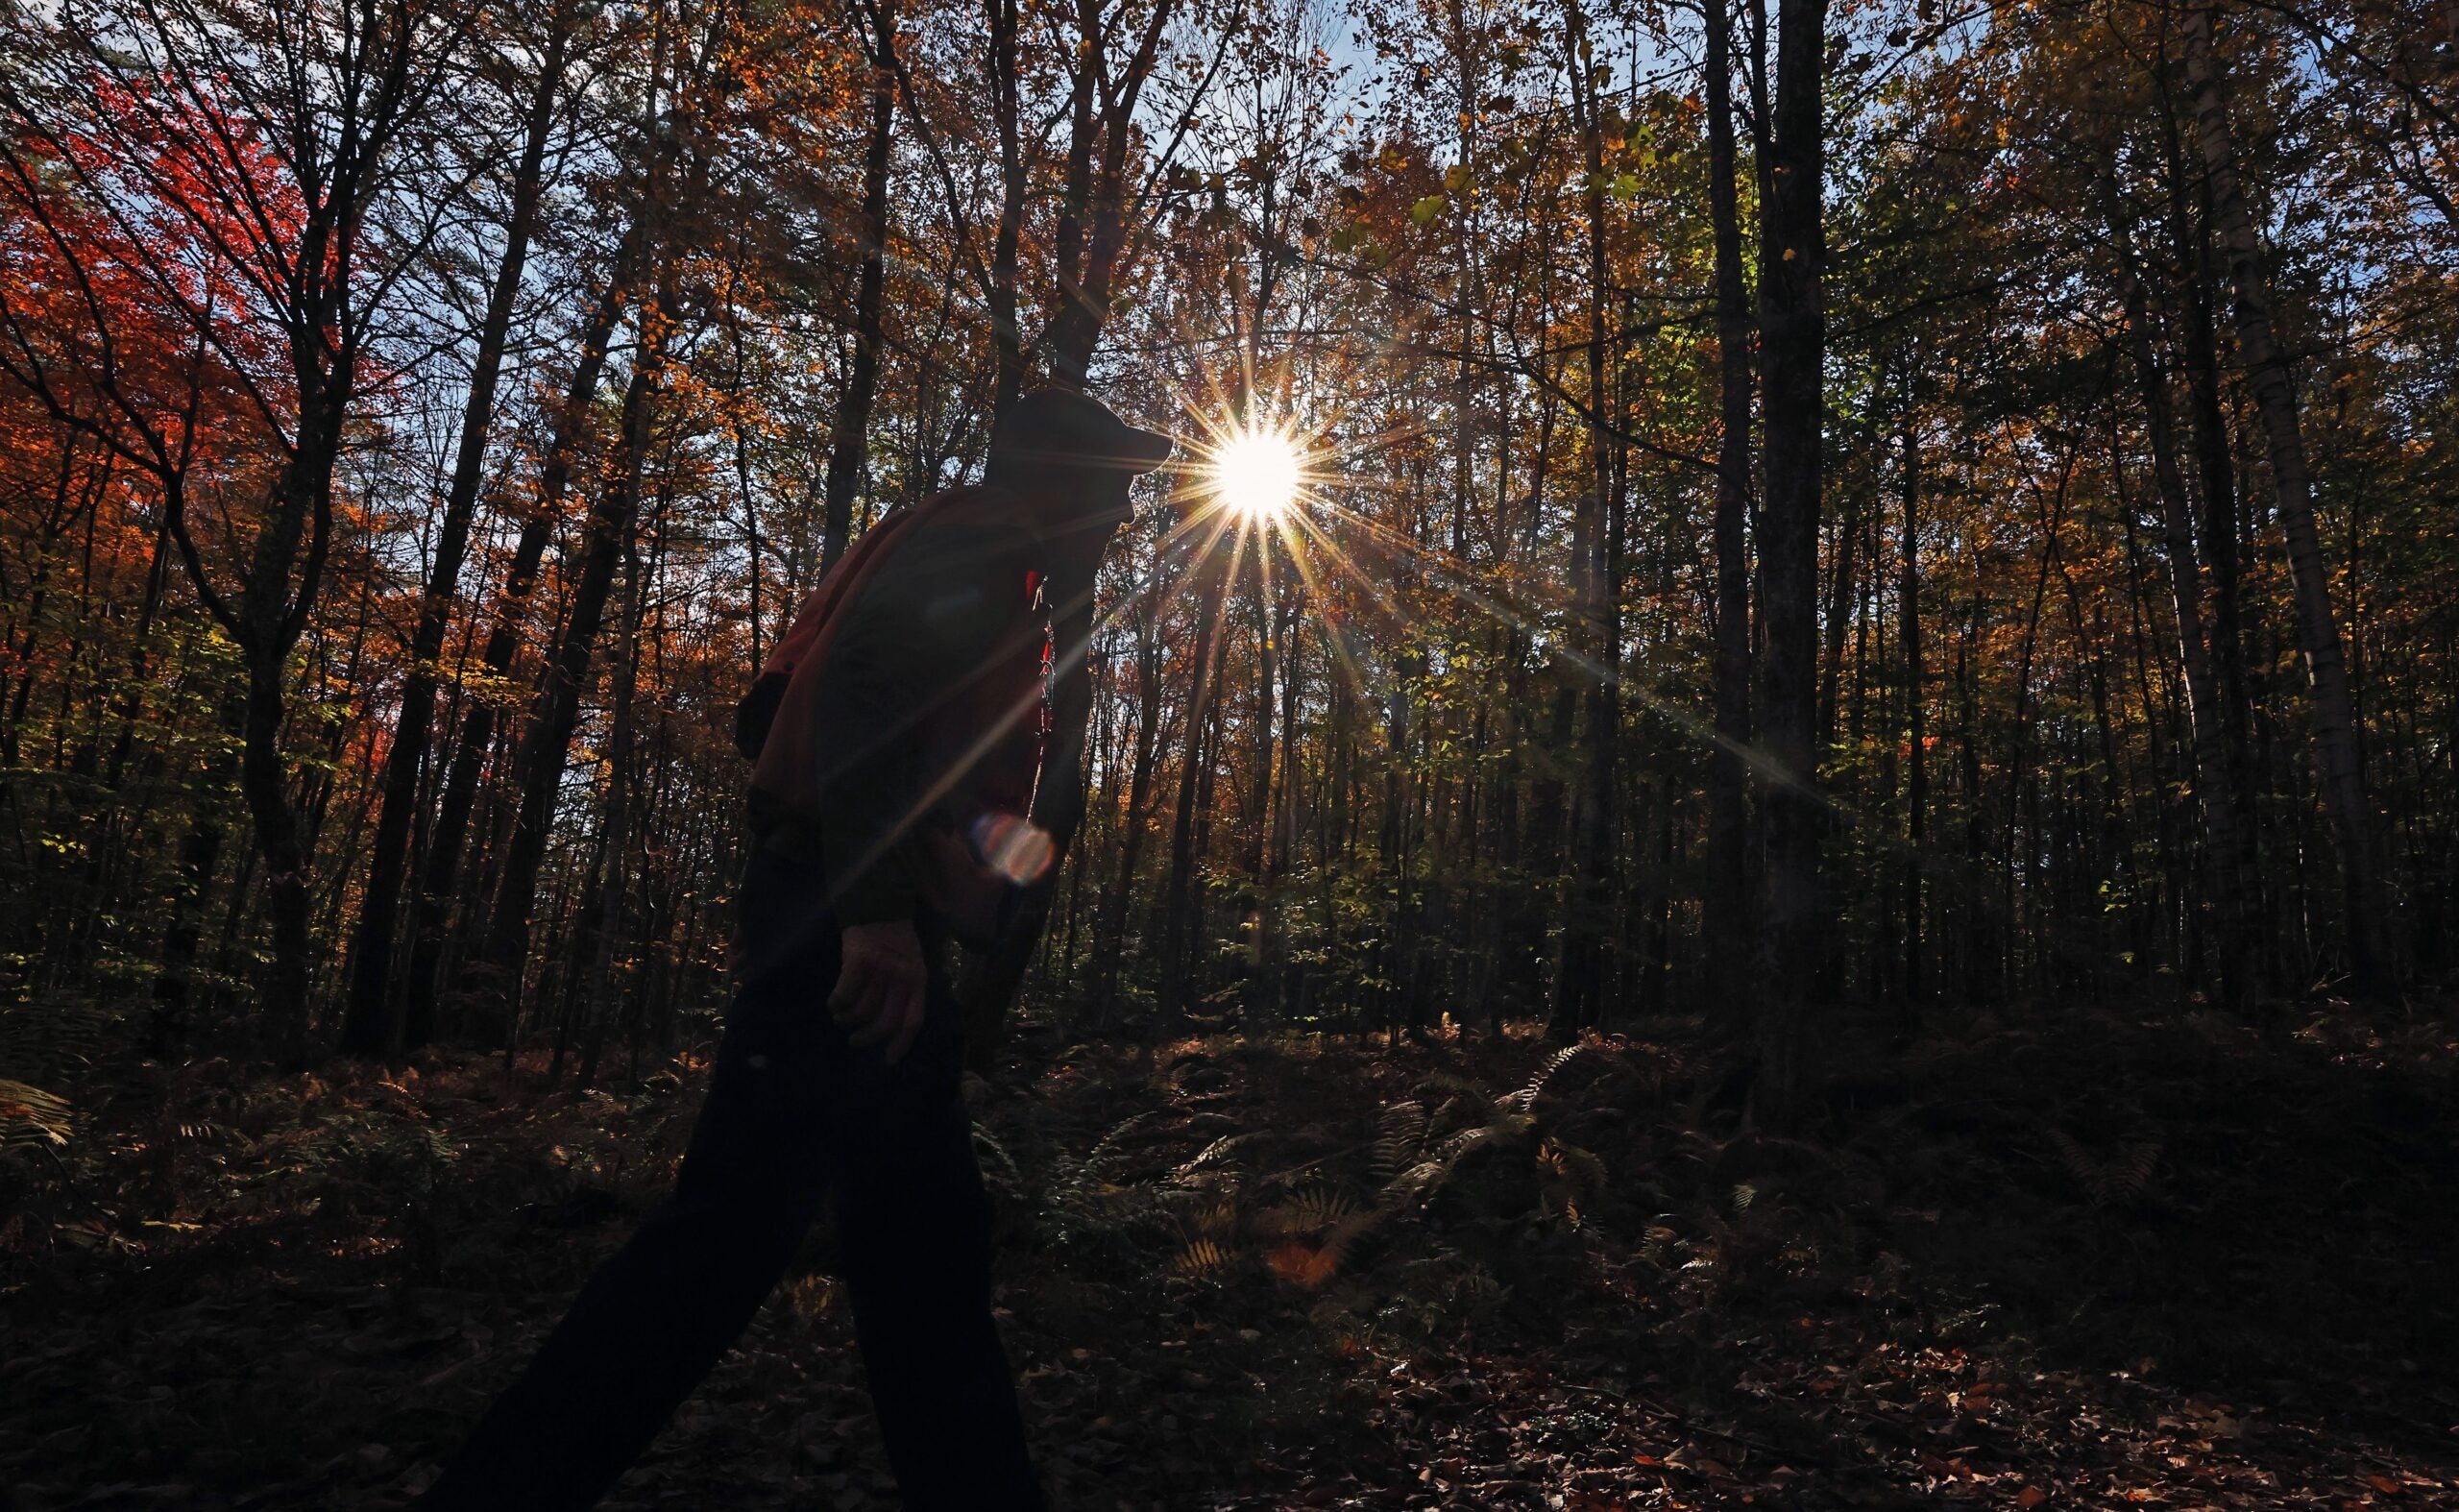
829,919,927,1063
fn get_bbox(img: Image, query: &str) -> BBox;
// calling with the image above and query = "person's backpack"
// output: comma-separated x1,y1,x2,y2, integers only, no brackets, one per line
732,488,1050,947
733,499,935,765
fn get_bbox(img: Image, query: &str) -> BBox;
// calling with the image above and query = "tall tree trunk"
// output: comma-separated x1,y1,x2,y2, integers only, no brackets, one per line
577,536,649,1086
1895,375,1925,1012
2162,112,2259,858
986,0,1028,412
1157,537,1233,1028
1703,0,1756,1002
1552,0,1619,1036
1041,0,1181,385
2105,174,2260,1006
238,644,314,1066
1752,0,1829,1111
821,0,897,569
1092,600,1167,1021
402,224,644,1048
2180,2,2393,992
479,265,678,1025
342,12,572,1055
216,362,352,1066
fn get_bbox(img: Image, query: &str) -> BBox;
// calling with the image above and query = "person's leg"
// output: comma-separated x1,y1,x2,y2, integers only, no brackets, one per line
829,966,1045,1510
419,848,840,1512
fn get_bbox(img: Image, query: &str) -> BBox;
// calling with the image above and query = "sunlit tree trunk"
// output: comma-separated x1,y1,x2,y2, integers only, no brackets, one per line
1895,376,1925,1013
1093,593,1167,1022
986,0,1028,413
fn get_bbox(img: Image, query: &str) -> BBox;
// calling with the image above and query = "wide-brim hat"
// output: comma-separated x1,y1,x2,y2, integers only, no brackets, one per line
988,386,1178,476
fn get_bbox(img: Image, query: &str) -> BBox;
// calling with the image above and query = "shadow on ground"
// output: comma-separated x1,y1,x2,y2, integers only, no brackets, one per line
4,992,2455,1508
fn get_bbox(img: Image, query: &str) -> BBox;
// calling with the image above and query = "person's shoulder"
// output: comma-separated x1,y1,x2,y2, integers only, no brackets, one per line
903,485,1040,561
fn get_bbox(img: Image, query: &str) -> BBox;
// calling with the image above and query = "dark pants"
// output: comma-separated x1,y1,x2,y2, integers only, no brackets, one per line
419,842,1043,1511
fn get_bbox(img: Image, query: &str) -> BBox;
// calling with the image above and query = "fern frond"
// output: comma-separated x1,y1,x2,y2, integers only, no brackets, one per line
0,1079,72,1156
2047,1128,2160,1207
1512,1043,1591,1111
1176,1132,1257,1181
970,1123,1025,1190
1314,1203,1393,1279
2110,1140,2159,1203
1438,1113,1528,1162
1266,1240,1341,1288
1258,1185,1355,1235
1412,1073,1492,1108
1381,1158,1447,1209
1540,1138,1607,1191
1175,1237,1231,1277
1066,1110,1171,1186
1372,1101,1426,1183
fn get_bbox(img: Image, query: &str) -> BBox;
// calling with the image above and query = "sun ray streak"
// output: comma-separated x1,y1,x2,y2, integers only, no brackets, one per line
1309,502,1570,644
1277,500,1417,641
1273,520,1371,696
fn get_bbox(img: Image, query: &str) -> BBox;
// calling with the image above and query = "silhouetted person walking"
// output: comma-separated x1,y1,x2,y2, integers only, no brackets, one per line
419,388,1175,1511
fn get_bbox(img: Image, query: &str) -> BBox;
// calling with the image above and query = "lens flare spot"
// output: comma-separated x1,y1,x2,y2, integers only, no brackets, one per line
971,811,1055,886
1210,427,1303,523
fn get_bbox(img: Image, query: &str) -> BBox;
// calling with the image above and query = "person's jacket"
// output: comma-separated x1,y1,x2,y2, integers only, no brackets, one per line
744,485,1049,926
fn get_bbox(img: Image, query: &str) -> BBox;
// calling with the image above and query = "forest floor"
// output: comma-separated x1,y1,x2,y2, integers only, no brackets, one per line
5,990,2458,1510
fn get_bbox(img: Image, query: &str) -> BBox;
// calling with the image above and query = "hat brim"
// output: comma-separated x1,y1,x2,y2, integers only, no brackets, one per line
1000,428,1176,476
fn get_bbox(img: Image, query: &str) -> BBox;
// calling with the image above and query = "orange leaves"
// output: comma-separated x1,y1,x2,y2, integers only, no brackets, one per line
1264,1239,1340,1287
0,70,292,466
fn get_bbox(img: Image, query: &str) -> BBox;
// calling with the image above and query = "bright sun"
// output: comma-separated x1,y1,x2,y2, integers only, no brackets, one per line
1210,427,1303,523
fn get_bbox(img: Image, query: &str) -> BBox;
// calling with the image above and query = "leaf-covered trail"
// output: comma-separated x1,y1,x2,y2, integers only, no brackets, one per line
6,1001,2456,1509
